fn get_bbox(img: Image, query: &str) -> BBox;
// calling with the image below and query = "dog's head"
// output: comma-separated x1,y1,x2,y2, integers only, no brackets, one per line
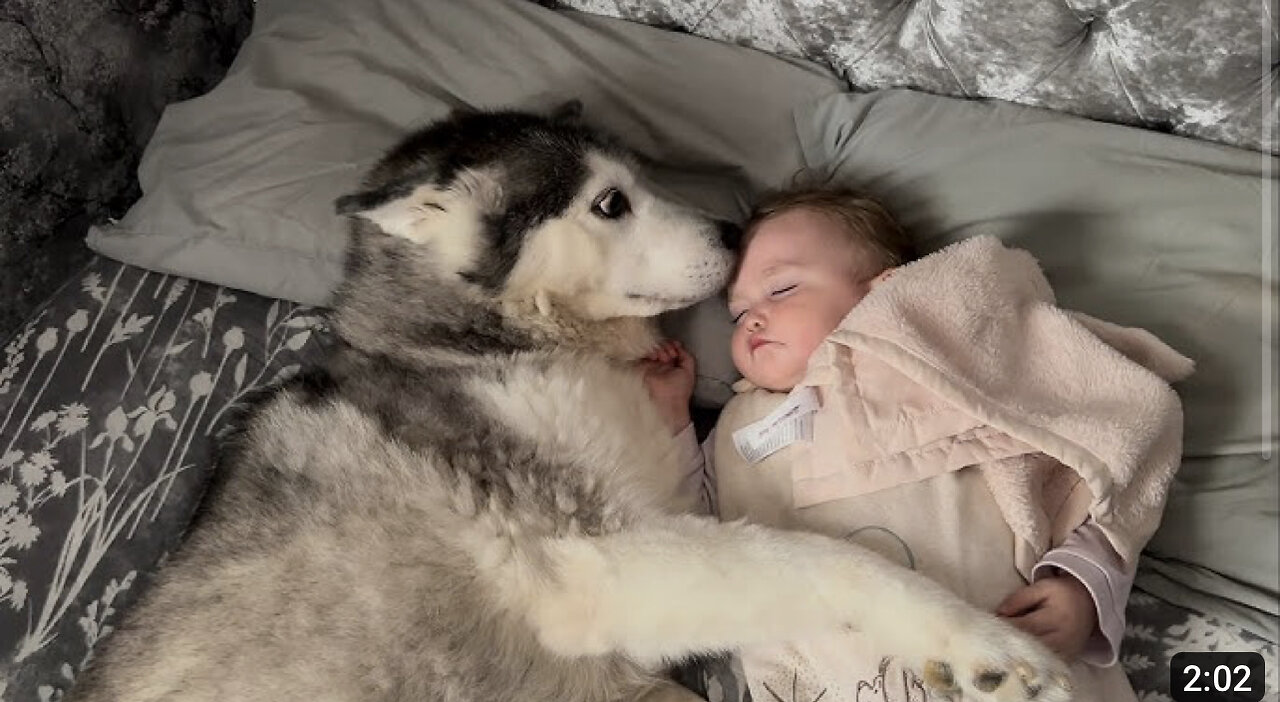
336,104,737,324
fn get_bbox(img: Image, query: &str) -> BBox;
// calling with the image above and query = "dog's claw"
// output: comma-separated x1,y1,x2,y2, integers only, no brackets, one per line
923,660,957,690
924,660,963,701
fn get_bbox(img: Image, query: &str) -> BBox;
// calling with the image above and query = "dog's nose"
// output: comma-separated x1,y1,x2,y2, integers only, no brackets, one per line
715,220,742,251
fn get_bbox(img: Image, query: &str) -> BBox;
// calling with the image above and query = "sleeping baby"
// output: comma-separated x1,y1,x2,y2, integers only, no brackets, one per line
641,186,1194,702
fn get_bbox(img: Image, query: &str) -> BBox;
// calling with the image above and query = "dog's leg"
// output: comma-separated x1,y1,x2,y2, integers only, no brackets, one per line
521,515,1071,702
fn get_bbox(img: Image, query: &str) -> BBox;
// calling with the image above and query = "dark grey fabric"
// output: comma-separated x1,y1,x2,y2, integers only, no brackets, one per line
553,0,1276,155
0,257,328,701
0,0,256,340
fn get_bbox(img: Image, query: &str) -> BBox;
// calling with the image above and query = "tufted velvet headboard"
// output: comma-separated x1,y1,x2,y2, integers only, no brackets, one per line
555,0,1276,154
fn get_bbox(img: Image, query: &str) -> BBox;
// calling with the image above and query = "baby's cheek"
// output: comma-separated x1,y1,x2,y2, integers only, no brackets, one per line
778,354,809,388
729,330,750,372
790,328,827,365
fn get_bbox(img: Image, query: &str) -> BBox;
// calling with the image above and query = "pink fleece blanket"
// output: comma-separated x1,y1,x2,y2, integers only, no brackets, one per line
795,235,1193,566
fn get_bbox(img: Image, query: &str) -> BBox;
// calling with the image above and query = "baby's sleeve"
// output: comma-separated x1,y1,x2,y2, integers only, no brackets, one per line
671,423,718,516
1032,521,1136,667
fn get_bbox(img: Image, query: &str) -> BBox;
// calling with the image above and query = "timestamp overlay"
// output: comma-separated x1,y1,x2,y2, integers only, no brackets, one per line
1171,651,1267,702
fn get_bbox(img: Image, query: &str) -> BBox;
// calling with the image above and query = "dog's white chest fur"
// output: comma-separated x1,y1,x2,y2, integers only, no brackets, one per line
469,352,696,515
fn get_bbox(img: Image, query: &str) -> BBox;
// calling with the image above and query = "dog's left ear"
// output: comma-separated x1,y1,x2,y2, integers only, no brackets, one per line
335,181,412,218
335,176,449,240
548,99,584,124
335,169,501,243
445,103,480,121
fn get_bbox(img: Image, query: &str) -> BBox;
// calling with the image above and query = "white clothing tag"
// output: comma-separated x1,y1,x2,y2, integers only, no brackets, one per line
732,386,820,465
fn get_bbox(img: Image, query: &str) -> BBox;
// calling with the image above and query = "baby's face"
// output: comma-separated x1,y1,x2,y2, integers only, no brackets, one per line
728,209,875,392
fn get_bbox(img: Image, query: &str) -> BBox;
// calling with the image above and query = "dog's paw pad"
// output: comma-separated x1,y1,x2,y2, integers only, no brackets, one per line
921,658,1071,702
973,668,1007,692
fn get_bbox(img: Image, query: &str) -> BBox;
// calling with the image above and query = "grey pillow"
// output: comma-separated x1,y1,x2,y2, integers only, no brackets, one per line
791,88,1277,631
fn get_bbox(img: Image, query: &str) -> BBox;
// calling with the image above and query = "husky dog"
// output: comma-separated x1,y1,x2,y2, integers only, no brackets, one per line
67,105,1072,702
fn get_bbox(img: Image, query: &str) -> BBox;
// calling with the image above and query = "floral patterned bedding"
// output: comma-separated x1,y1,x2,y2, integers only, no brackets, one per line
1,257,1275,700
0,257,327,701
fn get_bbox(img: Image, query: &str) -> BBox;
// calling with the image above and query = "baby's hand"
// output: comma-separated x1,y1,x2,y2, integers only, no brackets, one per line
638,340,696,434
996,573,1097,662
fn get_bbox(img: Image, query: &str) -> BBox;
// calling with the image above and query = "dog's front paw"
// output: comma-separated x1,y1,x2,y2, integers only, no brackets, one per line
913,615,1073,702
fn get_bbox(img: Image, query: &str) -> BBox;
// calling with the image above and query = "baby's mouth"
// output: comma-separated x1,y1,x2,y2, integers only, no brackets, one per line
748,336,773,351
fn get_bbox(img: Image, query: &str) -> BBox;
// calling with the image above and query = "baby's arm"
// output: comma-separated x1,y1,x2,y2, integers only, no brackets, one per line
1035,521,1135,665
640,340,696,434
669,425,717,516
639,340,716,515
999,521,1135,666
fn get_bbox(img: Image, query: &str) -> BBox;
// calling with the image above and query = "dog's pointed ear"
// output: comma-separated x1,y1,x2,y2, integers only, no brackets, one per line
335,169,501,242
335,178,448,240
446,103,480,120
548,99,584,124
335,182,409,217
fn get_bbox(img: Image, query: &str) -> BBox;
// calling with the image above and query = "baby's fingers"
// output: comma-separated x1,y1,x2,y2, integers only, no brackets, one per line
996,581,1050,617
645,342,671,362
1007,609,1057,637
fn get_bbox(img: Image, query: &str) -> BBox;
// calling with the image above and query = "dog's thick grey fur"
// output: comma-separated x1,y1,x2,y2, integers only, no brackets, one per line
66,106,1072,702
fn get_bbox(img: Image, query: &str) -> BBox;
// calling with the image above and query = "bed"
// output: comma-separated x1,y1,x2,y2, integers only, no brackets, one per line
1,1,1275,699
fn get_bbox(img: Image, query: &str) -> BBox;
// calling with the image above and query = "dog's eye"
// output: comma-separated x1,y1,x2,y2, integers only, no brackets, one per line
591,188,630,219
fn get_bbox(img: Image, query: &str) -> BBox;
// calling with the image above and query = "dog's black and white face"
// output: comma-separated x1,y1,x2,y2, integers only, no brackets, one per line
336,106,736,320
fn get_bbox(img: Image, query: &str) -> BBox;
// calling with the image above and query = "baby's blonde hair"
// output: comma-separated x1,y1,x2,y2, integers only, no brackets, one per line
737,186,916,281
